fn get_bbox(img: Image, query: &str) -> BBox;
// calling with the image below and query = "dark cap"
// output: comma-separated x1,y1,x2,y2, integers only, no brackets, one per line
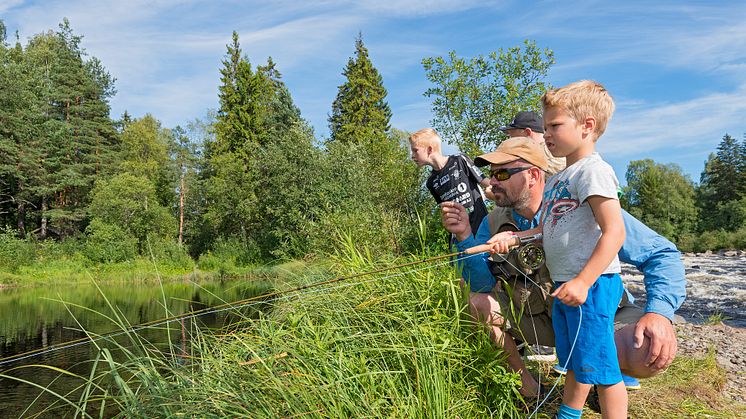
499,111,544,133
474,136,548,171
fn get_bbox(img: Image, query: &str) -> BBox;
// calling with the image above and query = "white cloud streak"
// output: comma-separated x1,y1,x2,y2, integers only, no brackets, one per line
601,84,746,157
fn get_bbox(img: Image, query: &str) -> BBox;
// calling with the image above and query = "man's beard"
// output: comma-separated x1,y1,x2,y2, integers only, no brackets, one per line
492,186,531,210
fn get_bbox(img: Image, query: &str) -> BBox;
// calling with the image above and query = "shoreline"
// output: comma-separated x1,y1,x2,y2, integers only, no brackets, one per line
676,322,746,403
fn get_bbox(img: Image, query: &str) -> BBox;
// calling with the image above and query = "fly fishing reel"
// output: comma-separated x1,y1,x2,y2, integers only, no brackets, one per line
516,242,545,272
511,232,545,273
492,224,545,275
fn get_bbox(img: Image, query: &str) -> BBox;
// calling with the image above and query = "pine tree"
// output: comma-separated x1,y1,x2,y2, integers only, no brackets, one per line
707,134,743,201
170,125,199,247
255,57,301,143
213,33,301,159
697,134,746,231
0,22,42,236
328,35,391,145
22,20,118,239
213,31,251,156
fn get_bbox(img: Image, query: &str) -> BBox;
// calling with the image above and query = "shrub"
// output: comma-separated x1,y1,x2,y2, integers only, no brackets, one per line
145,236,195,270
197,237,259,273
84,220,138,263
0,226,36,272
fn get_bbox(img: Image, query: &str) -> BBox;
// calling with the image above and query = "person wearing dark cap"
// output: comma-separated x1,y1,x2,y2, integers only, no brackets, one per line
440,137,685,401
501,111,566,175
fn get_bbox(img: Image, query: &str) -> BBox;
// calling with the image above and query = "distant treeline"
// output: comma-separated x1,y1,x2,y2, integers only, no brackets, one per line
622,134,746,252
0,21,743,279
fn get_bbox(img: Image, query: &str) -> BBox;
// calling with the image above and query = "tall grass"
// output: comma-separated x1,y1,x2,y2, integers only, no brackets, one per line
3,238,530,417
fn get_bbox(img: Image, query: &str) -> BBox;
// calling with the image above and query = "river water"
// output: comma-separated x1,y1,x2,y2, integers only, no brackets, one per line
621,253,746,328
0,278,271,417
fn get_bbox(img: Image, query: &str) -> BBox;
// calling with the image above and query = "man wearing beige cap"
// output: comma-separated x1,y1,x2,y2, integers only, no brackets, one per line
441,137,685,398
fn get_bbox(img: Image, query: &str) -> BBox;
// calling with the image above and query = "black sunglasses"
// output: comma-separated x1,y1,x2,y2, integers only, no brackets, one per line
489,166,533,181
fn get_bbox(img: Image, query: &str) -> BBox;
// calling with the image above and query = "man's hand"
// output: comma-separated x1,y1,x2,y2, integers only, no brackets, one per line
634,312,677,370
440,201,471,242
551,278,590,306
485,231,518,254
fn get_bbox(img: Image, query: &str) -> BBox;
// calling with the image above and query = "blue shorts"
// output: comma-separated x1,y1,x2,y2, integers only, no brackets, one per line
553,273,624,385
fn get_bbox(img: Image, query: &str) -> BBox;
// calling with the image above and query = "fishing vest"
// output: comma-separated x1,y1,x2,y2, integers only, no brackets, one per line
485,207,553,316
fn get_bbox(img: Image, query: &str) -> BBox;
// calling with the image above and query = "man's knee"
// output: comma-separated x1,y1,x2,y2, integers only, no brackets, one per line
468,292,505,326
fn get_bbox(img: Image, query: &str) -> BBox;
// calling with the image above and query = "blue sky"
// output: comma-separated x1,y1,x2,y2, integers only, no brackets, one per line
2,0,746,183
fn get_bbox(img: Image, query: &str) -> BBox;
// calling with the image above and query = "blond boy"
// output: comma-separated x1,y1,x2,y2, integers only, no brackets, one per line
490,81,627,418
409,128,494,234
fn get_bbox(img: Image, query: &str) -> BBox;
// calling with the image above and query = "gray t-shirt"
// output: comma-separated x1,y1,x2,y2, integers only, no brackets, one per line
540,153,621,283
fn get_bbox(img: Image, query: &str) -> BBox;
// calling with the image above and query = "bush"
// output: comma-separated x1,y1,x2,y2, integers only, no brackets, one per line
0,226,36,272
145,236,194,270
84,220,138,263
88,173,176,251
677,228,746,252
197,237,260,273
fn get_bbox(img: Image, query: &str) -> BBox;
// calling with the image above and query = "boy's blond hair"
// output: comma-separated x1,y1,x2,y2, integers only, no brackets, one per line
542,80,615,139
409,128,442,153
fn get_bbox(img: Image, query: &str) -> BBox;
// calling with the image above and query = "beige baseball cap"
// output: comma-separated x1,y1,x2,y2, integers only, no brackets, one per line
474,136,548,171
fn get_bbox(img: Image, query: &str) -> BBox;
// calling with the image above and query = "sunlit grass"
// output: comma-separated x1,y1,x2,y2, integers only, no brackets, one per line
579,349,746,418
2,238,529,417
6,235,743,418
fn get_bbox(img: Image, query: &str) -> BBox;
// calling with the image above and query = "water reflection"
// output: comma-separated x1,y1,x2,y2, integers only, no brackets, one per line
0,278,271,417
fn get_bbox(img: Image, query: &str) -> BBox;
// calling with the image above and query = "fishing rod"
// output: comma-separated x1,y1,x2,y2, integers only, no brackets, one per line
0,244,495,368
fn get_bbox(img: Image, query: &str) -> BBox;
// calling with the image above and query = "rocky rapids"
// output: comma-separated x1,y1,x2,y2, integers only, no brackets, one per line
622,251,746,402
621,251,746,328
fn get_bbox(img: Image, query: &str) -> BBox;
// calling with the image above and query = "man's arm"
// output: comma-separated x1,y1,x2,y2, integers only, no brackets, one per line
619,209,686,369
619,209,686,320
440,201,496,293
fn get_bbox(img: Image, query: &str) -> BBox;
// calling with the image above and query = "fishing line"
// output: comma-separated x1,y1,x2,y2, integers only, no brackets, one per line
0,251,484,368
489,247,583,417
529,305,582,418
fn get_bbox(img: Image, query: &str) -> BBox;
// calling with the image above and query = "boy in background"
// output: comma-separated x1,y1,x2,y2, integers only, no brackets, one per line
490,80,627,418
409,128,494,236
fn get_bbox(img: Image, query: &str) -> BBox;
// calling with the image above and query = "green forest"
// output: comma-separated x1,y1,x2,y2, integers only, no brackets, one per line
1,20,745,284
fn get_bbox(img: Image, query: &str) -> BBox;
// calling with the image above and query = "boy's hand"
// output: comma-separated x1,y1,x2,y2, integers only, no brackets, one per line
440,201,471,242
486,231,518,254
551,278,590,306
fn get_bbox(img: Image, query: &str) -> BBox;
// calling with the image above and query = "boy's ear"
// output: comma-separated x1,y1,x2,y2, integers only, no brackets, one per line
581,116,596,136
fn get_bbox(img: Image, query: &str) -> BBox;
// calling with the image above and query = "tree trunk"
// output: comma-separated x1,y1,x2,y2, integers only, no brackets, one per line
40,198,48,240
17,199,26,238
178,171,185,247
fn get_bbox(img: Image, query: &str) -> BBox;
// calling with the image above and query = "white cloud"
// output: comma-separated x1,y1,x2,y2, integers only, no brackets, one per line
112,73,218,126
529,2,746,81
238,14,363,70
352,0,502,16
4,0,746,168
0,0,24,14
600,84,746,157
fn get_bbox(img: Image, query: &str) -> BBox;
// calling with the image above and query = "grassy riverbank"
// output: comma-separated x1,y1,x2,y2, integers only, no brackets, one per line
0,237,262,286
6,246,745,417
11,246,528,417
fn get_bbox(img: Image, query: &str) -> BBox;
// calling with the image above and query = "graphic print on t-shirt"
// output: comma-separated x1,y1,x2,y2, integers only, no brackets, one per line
541,178,579,230
425,155,488,232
